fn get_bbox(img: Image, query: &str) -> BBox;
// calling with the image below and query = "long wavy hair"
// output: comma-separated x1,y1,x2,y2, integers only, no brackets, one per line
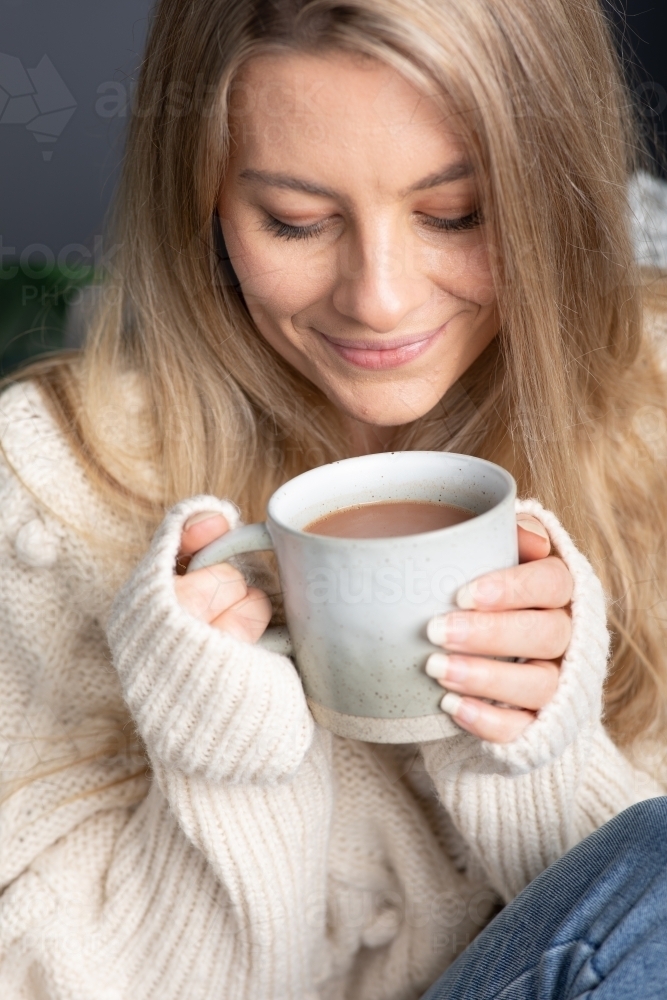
9,0,667,748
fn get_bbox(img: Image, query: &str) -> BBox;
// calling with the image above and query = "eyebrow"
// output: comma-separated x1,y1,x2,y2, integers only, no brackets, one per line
238,159,473,200
405,160,473,192
239,169,338,198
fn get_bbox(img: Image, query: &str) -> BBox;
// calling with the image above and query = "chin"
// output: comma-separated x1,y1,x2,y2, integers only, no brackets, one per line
332,386,441,428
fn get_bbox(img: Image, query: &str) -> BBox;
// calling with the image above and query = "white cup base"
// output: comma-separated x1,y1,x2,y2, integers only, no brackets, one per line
307,698,460,743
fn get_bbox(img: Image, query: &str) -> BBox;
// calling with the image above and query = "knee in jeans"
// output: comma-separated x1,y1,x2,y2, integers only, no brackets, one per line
613,796,667,854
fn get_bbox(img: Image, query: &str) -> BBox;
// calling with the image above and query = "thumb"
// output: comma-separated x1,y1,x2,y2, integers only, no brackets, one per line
516,513,551,563
178,511,231,566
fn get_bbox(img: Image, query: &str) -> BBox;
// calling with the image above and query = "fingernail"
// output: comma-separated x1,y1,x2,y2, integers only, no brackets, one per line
427,616,447,645
440,693,479,725
516,516,549,540
427,613,468,647
426,653,469,684
440,692,462,717
426,653,449,679
456,583,476,610
184,511,222,531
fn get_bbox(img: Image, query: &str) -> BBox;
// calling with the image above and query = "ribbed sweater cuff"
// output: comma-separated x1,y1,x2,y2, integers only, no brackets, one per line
107,496,314,785
425,499,610,775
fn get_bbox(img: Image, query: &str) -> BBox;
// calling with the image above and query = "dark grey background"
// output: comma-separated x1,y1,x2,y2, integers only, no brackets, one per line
604,1,667,174
0,0,153,263
0,0,666,261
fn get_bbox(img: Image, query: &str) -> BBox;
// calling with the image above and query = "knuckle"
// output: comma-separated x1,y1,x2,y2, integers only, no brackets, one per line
244,588,272,618
547,558,573,602
539,560,560,598
478,708,517,743
496,711,532,743
513,557,572,608
205,561,243,584
212,576,248,605
551,610,572,652
532,661,560,700
522,610,570,656
511,565,537,605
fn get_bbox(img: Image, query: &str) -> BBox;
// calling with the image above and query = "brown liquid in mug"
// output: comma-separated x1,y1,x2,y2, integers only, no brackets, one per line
304,500,475,539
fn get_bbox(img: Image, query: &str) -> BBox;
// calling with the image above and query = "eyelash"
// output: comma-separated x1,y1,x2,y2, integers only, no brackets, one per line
263,217,327,241
261,209,483,241
421,209,482,233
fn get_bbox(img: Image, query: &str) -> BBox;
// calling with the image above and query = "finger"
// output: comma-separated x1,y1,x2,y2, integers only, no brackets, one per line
439,693,535,743
210,587,273,643
517,515,551,563
427,607,572,660
179,513,230,558
426,653,559,711
455,556,573,611
174,562,248,624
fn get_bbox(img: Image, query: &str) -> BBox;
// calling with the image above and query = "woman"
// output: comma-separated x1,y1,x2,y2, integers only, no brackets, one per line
1,0,666,997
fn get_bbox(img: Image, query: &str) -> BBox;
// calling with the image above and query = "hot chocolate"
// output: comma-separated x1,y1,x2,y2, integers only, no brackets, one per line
304,499,475,539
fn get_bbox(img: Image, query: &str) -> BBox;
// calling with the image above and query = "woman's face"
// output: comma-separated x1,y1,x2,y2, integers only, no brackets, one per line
219,51,499,438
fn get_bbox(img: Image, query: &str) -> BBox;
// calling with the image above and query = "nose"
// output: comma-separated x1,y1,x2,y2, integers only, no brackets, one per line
331,222,431,333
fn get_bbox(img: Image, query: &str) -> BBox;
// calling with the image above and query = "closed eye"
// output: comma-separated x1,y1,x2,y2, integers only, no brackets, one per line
261,207,483,241
261,214,329,241
418,209,483,232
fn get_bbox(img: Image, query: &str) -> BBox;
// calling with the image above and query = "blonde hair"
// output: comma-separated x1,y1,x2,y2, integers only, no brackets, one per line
10,0,667,747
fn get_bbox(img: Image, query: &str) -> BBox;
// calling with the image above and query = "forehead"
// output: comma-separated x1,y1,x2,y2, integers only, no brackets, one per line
227,51,468,184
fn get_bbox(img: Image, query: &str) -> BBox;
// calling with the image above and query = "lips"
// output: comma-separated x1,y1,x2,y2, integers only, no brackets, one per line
317,326,444,370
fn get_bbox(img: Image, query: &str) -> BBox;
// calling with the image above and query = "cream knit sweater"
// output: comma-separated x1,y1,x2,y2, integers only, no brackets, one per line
0,380,664,1000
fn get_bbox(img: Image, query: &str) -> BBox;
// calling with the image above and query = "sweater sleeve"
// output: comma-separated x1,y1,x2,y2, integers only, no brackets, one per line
420,498,665,901
106,495,315,785
0,379,334,997
106,495,335,995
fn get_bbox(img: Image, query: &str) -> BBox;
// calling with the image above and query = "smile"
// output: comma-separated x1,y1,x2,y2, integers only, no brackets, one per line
316,325,445,371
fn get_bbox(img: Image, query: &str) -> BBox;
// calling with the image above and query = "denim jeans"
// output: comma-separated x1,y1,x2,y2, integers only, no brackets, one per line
420,797,667,1000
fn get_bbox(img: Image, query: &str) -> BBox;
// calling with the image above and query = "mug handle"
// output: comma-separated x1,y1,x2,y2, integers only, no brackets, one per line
185,523,293,657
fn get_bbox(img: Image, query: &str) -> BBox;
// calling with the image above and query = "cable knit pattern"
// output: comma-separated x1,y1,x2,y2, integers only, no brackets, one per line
108,495,315,785
1,379,665,999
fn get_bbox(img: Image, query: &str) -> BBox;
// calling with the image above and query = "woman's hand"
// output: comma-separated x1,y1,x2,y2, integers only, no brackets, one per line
173,509,572,741
426,515,573,744
173,511,272,643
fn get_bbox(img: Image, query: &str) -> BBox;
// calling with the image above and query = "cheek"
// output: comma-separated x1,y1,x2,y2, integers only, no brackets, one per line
221,218,333,318
219,218,283,299
422,238,498,308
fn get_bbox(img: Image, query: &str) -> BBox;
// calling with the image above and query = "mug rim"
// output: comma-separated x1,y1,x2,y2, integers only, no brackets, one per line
266,450,517,546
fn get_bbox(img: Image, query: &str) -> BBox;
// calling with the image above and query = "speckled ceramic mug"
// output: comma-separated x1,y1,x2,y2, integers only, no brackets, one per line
187,451,517,743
